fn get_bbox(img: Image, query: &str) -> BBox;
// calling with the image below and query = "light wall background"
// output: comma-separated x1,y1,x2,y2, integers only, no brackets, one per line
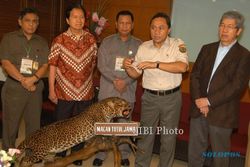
171,0,250,62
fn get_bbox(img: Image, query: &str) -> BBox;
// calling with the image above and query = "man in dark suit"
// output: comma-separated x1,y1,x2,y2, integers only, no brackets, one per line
188,10,250,167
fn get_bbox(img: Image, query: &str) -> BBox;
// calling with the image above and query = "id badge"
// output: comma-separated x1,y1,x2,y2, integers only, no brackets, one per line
20,58,33,74
33,61,39,70
115,57,125,71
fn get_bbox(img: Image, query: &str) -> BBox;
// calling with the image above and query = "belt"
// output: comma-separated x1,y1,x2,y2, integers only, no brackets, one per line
145,86,180,96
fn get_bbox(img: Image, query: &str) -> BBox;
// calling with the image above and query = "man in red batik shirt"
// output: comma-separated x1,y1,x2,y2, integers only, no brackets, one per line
48,3,97,166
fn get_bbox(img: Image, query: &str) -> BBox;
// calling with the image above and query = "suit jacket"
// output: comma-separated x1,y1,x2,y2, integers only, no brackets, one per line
190,41,250,128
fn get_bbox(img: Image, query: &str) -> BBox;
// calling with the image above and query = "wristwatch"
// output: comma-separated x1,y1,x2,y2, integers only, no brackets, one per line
156,61,160,68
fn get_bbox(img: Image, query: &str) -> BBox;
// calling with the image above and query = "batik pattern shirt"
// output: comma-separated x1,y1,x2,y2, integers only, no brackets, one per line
49,29,97,101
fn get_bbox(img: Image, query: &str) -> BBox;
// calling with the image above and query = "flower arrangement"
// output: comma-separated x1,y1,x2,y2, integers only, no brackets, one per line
90,12,108,36
85,0,111,41
0,149,21,167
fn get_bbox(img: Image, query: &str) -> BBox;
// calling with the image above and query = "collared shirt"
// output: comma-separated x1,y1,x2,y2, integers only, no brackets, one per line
98,34,142,102
207,40,237,92
0,30,49,76
48,29,97,101
135,37,188,90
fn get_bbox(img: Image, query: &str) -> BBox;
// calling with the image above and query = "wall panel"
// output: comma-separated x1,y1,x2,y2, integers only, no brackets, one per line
0,0,82,45
83,0,172,41
0,0,22,39
28,0,57,44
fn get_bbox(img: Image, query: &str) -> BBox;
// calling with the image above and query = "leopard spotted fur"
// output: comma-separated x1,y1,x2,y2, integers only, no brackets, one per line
17,97,131,166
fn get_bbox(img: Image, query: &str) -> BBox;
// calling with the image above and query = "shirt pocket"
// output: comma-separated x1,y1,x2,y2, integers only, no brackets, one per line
8,47,24,66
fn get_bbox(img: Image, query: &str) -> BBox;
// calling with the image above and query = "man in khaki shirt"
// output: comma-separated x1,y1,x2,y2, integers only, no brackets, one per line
0,7,48,150
124,12,188,167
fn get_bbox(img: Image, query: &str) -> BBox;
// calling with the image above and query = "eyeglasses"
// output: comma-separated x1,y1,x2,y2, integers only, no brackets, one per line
219,24,237,31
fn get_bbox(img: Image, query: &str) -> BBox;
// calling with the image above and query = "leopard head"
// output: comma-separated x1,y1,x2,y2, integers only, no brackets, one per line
101,97,131,121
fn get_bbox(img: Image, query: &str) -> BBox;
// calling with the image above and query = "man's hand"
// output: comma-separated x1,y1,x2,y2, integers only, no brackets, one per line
195,97,210,117
49,89,58,104
199,106,209,117
195,97,209,108
137,61,157,70
113,78,127,94
21,76,37,91
29,85,36,91
123,58,134,69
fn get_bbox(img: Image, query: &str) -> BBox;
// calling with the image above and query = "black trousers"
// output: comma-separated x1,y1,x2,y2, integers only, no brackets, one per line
55,99,94,156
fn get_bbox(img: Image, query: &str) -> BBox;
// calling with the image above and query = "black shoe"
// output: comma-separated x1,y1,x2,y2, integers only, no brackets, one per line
121,159,130,166
93,158,103,166
73,160,82,166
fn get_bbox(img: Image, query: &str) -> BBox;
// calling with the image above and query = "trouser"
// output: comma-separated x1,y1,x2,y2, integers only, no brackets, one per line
188,116,232,167
95,103,134,160
2,81,43,150
55,99,93,156
135,90,182,167
245,123,250,167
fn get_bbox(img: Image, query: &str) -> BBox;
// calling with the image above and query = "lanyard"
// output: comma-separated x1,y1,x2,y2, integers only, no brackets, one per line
24,43,32,58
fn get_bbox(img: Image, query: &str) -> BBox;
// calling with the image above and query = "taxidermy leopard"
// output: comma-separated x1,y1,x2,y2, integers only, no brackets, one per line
16,97,131,166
